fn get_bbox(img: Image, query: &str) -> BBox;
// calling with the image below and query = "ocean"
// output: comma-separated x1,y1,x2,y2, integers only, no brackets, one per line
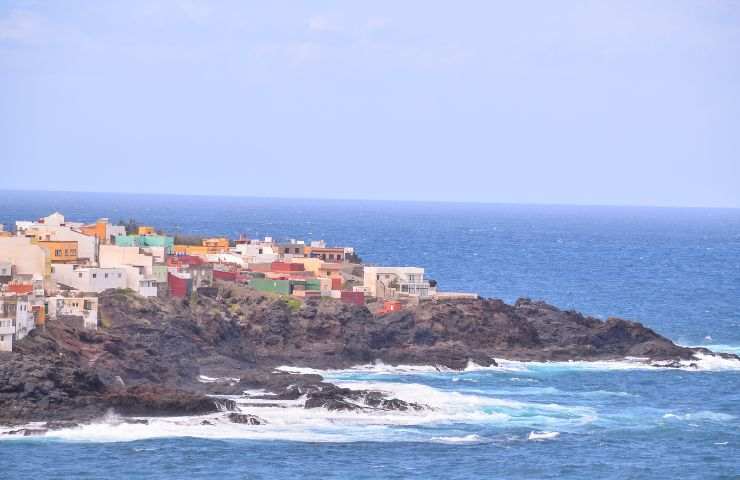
1,190,739,479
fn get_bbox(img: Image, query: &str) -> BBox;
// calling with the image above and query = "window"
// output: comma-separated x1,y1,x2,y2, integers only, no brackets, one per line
92,274,97,279
78,273,83,278
104,273,109,279
295,248,300,254
118,273,122,278
55,249,62,256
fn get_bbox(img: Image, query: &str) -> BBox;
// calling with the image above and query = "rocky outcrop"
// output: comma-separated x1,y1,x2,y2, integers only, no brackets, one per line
1,285,729,425
103,385,234,416
231,370,426,412
0,351,106,425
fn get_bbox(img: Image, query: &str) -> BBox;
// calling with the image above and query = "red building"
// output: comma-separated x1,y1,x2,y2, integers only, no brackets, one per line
340,291,364,306
167,255,204,267
249,263,272,273
271,262,304,273
377,300,402,315
168,272,192,298
213,269,237,282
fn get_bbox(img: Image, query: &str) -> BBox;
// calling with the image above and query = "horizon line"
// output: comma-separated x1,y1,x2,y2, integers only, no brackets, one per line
1,187,738,211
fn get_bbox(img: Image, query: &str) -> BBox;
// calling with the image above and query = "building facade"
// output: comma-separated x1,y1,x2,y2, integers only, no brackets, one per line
51,264,127,293
0,294,34,352
363,266,431,299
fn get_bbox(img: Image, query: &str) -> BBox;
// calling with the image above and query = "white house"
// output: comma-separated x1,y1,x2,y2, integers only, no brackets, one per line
41,212,66,227
141,246,167,263
47,294,99,330
363,266,431,299
233,243,279,264
207,252,247,267
0,237,49,280
0,294,34,352
99,245,158,297
51,264,127,293
0,261,12,280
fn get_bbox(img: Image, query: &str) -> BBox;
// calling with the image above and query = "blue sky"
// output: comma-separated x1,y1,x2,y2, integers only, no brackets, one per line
1,1,738,207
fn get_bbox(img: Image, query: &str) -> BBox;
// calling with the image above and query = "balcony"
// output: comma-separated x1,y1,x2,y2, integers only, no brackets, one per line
0,318,16,336
399,281,431,298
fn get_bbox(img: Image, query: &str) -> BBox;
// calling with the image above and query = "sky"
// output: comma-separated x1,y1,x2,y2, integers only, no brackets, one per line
1,1,739,208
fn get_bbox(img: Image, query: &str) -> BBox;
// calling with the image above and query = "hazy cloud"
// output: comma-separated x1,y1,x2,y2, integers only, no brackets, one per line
366,16,390,31
307,14,341,33
0,9,44,43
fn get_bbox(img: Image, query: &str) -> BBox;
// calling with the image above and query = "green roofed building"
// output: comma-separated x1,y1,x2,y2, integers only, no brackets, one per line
114,234,174,254
249,278,292,295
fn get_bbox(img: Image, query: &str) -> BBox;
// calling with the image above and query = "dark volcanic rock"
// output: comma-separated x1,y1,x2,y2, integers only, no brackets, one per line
304,396,358,411
103,385,227,416
1,285,731,425
0,350,106,425
1,427,48,436
228,413,267,425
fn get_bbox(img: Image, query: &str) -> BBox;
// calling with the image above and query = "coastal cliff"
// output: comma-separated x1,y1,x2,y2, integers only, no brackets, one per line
0,284,725,427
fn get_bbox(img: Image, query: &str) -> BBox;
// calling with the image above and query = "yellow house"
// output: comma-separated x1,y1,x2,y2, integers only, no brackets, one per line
318,262,342,279
173,245,210,256
290,257,323,274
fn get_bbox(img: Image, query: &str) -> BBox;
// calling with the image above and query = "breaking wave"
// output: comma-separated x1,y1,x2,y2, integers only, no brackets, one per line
279,353,740,379
0,379,597,444
3,354,736,444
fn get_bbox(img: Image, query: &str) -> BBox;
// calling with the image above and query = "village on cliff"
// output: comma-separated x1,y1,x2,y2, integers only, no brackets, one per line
0,212,477,352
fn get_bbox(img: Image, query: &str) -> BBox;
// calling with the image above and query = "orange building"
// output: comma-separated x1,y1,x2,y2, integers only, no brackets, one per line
80,218,109,243
202,238,230,254
32,305,46,327
6,283,33,295
138,226,156,235
38,240,78,263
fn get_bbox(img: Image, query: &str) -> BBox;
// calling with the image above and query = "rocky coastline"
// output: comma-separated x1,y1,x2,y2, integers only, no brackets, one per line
1,283,733,432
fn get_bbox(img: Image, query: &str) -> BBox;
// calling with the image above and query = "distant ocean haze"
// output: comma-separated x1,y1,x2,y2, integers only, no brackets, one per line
1,190,738,346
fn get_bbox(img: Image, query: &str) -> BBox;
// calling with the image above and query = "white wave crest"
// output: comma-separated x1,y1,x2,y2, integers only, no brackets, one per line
687,344,740,356
280,351,740,383
528,431,560,440
662,411,735,423
277,361,455,376
491,353,740,373
430,434,486,444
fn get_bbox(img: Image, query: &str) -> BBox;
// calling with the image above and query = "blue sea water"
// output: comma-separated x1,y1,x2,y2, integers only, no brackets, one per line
1,191,739,479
